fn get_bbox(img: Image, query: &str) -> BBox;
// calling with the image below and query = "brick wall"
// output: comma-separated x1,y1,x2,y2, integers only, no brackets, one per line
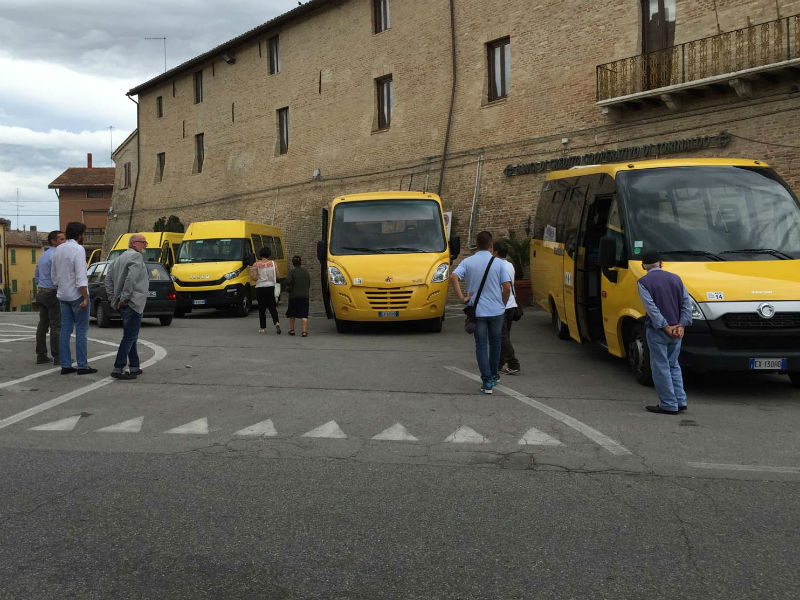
118,0,800,296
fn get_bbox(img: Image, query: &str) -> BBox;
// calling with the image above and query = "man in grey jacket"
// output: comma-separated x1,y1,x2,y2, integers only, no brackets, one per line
105,234,149,380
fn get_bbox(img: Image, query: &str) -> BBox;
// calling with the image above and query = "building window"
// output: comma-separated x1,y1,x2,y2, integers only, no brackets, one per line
156,95,163,118
157,152,165,182
373,0,390,33
194,70,203,103
11,280,17,293
268,35,280,74
195,134,205,172
277,108,289,155
86,190,104,198
123,162,131,188
376,75,393,130
10,249,16,264
31,248,36,263
487,37,510,101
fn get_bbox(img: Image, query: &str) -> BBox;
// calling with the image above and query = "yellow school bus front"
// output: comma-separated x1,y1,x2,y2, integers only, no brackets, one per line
108,232,184,267
323,192,453,331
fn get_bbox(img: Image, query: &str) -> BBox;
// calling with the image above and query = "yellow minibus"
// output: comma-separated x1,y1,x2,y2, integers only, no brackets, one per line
531,158,800,387
171,220,286,317
317,191,460,332
107,232,184,270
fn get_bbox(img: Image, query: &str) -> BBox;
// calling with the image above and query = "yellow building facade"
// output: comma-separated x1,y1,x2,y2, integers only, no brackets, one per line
5,231,42,312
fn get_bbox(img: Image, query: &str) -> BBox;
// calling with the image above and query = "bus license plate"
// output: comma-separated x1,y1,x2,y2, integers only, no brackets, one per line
147,291,157,297
193,299,208,306
749,358,786,370
378,311,399,318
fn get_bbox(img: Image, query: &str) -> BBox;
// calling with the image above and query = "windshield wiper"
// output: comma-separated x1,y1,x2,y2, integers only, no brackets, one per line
658,250,724,261
339,246,383,254
378,247,427,253
719,248,792,260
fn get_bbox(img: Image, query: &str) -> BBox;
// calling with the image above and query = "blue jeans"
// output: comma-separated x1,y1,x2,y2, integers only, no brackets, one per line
113,306,142,372
474,314,505,384
59,298,89,369
646,327,687,411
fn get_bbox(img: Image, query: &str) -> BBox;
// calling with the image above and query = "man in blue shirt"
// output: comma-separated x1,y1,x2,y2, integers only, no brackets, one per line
637,251,693,415
34,229,65,364
450,231,511,394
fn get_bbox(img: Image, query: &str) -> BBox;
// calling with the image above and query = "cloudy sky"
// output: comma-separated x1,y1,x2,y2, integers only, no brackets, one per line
0,0,299,232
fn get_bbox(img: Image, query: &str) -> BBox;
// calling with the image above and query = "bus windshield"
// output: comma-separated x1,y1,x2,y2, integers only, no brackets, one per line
329,200,447,255
107,248,162,262
618,166,800,261
178,238,245,263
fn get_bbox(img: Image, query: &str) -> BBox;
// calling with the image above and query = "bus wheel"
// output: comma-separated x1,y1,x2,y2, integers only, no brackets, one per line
626,324,653,386
334,317,351,333
788,371,800,388
233,288,252,317
551,307,570,340
425,317,443,333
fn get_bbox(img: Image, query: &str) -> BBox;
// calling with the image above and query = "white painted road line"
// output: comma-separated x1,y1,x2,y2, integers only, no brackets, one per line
518,427,562,446
0,351,119,389
445,366,632,456
96,417,145,433
29,415,82,431
444,425,489,444
165,418,209,434
688,462,800,474
302,420,347,438
0,338,167,431
234,419,278,437
372,423,418,442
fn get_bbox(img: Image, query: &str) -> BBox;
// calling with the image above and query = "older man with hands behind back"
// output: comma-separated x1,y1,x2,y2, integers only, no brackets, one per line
637,251,693,415
105,234,149,380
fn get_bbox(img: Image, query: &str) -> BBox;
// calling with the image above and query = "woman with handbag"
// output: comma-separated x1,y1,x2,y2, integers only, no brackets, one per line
493,241,521,375
250,247,281,334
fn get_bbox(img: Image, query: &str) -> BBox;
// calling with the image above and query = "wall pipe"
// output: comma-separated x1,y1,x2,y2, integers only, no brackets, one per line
436,0,457,197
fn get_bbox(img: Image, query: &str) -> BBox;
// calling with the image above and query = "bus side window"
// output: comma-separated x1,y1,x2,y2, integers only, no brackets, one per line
272,237,284,259
261,235,275,258
562,187,587,259
605,198,627,263
251,234,263,253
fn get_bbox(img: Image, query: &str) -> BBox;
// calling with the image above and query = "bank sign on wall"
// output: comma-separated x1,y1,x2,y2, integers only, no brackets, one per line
503,131,731,177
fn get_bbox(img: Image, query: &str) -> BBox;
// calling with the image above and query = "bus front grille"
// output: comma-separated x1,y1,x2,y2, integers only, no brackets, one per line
364,289,413,309
723,312,800,329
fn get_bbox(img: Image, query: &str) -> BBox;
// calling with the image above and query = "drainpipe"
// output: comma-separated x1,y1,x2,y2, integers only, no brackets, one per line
126,93,140,233
436,0,457,197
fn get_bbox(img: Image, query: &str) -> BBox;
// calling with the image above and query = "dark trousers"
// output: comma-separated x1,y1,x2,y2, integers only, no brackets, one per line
500,308,520,370
113,306,142,372
36,289,60,361
256,287,279,328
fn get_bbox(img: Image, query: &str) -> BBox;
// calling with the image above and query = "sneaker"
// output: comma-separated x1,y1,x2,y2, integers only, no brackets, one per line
258,328,266,333
129,369,143,377
276,325,281,335
501,366,521,375
111,371,137,380
480,382,494,394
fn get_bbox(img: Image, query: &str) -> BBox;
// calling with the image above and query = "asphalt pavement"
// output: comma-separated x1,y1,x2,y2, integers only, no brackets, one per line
0,304,798,599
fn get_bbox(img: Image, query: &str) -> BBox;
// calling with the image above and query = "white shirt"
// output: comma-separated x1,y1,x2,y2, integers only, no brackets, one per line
502,259,518,309
51,239,88,301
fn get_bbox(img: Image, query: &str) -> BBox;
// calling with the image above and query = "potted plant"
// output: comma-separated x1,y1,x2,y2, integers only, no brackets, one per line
499,226,532,307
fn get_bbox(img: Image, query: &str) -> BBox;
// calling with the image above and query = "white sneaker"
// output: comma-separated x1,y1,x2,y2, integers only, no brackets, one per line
500,365,521,375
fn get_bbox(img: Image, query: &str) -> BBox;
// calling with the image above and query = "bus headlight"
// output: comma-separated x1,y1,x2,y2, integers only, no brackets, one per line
689,297,706,320
328,265,347,285
431,263,449,283
223,268,243,280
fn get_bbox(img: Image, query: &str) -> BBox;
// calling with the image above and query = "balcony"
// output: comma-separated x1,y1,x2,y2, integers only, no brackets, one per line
597,14,800,115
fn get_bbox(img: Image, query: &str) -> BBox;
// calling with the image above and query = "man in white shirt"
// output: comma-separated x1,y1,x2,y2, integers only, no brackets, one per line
493,241,521,375
51,222,96,375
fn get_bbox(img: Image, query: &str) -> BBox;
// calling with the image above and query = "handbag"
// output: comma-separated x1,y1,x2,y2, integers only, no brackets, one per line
464,257,495,334
510,282,523,321
274,282,281,300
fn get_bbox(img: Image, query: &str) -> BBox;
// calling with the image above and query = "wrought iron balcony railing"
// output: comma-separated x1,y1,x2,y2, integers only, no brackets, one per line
597,14,800,101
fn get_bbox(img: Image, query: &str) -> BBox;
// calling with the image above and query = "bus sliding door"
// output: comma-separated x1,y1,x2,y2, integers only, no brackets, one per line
560,186,588,342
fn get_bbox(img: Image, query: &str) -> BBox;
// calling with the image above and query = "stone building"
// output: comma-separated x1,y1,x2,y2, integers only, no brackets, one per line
105,130,139,249
117,0,800,293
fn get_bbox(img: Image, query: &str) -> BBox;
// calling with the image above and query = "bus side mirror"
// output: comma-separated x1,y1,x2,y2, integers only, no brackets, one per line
244,252,255,266
316,240,326,263
449,235,461,260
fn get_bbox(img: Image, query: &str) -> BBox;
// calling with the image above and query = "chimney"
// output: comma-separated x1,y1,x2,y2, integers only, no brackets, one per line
87,153,92,168
29,225,37,242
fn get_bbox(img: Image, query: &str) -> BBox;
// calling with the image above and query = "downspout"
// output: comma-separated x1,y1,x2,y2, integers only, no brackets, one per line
436,0,457,196
126,93,140,233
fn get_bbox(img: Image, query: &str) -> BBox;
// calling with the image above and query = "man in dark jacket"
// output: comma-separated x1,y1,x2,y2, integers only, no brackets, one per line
637,251,693,415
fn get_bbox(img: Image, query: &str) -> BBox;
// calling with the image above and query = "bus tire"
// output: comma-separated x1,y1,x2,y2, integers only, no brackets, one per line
334,317,351,333
551,306,570,340
626,323,654,387
233,287,252,317
788,371,800,388
425,317,443,333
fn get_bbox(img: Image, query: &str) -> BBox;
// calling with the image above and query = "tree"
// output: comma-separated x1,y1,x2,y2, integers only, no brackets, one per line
499,229,530,281
153,215,185,233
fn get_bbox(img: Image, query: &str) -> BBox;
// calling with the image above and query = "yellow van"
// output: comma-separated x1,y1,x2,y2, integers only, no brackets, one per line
531,158,800,387
107,232,184,270
172,220,286,317
317,191,460,332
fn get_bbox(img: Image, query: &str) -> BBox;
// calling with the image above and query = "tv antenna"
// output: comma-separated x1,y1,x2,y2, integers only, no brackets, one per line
145,36,167,72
